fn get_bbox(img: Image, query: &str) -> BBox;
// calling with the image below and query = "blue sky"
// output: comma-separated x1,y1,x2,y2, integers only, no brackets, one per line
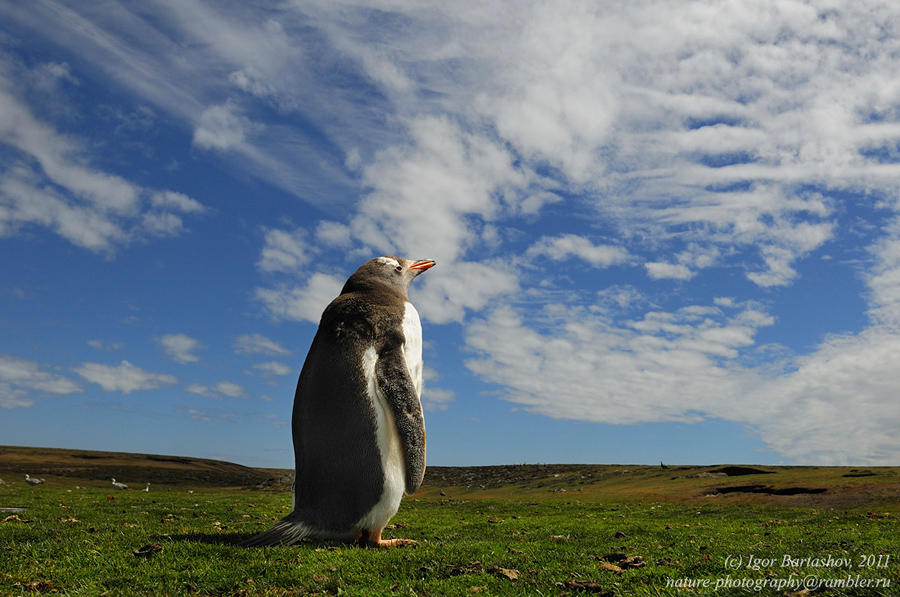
2,0,900,469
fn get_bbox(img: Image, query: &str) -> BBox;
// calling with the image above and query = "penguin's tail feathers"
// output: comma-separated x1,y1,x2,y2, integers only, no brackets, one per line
239,517,314,547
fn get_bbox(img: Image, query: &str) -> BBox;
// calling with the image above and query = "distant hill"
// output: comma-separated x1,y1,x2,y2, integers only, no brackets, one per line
0,445,284,488
2,446,898,509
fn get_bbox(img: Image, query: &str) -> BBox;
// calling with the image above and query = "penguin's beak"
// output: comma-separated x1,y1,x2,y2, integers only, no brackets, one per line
409,259,436,272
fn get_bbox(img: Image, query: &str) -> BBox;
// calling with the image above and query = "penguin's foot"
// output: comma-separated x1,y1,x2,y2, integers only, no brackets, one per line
373,537,418,548
358,528,418,548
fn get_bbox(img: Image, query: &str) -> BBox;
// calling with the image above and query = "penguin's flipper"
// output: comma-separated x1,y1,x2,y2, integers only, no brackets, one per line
375,344,426,494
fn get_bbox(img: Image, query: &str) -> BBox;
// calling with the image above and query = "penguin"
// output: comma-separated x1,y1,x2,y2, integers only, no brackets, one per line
241,256,435,548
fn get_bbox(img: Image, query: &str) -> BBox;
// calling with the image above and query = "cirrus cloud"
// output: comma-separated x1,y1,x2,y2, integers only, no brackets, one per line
0,64,205,254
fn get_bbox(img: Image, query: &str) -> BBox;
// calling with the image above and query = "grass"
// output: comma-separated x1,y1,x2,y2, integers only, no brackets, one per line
1,477,899,596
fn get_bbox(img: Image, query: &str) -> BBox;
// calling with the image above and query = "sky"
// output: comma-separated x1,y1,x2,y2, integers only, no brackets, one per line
2,0,900,470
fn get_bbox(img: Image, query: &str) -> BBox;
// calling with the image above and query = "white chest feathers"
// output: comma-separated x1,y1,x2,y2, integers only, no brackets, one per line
401,301,424,395
357,301,424,531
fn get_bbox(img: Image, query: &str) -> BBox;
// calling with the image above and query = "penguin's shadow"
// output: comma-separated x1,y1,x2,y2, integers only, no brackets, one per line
164,532,249,546
164,533,350,549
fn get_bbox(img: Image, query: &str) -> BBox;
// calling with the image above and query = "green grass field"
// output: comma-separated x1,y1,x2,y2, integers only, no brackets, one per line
2,466,898,596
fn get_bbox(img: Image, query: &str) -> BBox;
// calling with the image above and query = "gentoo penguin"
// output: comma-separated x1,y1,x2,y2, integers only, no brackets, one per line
242,256,434,548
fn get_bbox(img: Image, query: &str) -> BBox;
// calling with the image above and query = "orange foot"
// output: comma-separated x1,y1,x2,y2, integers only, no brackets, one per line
359,528,418,548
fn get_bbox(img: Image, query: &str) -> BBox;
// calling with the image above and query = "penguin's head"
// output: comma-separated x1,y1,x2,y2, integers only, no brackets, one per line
342,256,435,297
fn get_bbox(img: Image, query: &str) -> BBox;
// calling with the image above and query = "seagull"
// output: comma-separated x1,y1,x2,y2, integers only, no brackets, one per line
111,478,128,490
25,474,44,486
144,483,150,492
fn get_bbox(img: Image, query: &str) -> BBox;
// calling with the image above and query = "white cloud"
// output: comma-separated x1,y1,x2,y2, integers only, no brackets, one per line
646,240,725,281
87,340,124,351
192,100,257,152
315,221,353,248
466,303,768,425
5,0,891,274
252,361,293,377
158,334,203,364
186,383,213,397
182,407,214,421
257,226,310,274
865,216,900,327
28,61,77,92
0,98,138,215
73,360,177,394
186,380,249,399
526,234,629,268
413,260,519,324
474,2,619,184
645,262,695,281
0,383,33,409
0,354,83,405
229,69,277,100
5,1,365,207
421,365,455,411
746,328,900,465
275,0,862,319
0,76,204,253
746,246,800,287
465,261,900,464
141,211,185,237
313,0,872,289
0,163,128,252
352,115,530,265
214,381,248,398
256,272,345,324
150,191,205,213
233,333,290,356
176,406,237,422
422,387,455,412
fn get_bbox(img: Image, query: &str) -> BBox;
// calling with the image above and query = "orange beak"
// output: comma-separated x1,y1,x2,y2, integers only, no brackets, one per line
409,259,436,271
